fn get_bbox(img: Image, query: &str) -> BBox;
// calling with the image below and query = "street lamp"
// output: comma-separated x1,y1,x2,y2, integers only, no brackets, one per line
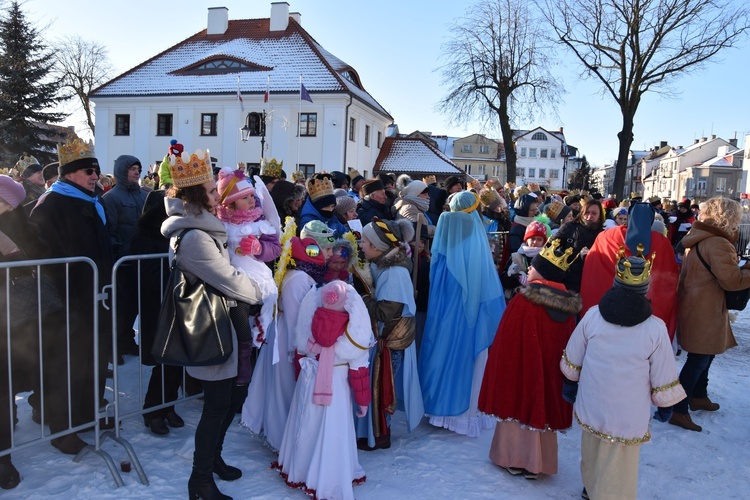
239,111,267,157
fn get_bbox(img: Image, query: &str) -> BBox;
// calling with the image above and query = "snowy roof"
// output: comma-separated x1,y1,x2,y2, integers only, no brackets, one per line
92,18,391,119
698,148,743,168
374,137,462,174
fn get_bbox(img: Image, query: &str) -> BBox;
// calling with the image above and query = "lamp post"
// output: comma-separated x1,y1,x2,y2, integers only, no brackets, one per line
239,110,267,160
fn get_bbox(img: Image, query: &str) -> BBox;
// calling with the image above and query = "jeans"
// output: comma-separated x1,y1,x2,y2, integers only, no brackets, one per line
673,352,715,414
192,378,248,471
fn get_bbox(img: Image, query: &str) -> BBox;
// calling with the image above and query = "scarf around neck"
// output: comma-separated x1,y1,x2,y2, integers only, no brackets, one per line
49,180,107,224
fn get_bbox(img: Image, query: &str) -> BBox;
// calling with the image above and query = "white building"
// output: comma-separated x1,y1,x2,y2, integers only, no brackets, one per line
91,3,392,178
514,127,568,190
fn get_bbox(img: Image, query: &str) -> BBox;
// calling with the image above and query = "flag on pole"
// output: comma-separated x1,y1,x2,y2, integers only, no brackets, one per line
264,74,270,103
300,83,313,103
236,76,245,111
264,90,269,103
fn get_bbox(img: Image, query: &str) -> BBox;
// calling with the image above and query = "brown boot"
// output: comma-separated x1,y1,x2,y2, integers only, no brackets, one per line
51,434,88,454
689,397,720,412
669,412,702,432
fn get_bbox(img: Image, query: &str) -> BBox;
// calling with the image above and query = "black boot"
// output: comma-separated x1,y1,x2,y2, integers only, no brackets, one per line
188,467,232,500
213,456,242,481
0,455,20,490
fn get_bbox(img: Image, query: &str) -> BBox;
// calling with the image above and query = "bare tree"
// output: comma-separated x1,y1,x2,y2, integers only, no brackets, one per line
541,0,750,199
53,36,113,134
437,0,562,183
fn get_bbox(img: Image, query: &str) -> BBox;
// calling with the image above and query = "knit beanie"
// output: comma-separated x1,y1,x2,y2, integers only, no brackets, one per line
514,193,539,217
362,218,415,252
401,180,429,198
0,175,26,209
300,220,336,249
613,255,651,294
331,170,351,189
443,176,462,193
524,221,548,242
334,195,357,219
333,188,349,198
217,167,254,205
320,280,348,312
21,163,43,179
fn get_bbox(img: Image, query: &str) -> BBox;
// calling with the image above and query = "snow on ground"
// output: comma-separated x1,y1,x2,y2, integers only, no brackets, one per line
4,309,750,499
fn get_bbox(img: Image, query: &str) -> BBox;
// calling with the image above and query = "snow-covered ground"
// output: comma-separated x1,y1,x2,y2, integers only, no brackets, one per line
5,309,750,499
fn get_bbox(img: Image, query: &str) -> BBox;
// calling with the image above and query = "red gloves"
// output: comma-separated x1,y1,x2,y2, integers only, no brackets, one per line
239,235,261,256
348,366,371,407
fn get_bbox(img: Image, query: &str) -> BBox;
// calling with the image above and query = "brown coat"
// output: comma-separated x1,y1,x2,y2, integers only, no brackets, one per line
678,220,750,354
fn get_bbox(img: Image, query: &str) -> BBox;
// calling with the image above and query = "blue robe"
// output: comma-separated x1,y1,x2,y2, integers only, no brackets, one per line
419,210,505,416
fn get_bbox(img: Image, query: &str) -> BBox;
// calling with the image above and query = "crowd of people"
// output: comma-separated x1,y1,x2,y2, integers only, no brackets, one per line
0,139,747,500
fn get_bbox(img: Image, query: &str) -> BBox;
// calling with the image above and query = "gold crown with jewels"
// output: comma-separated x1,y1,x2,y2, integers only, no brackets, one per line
169,149,213,188
14,154,40,173
307,172,334,202
260,158,283,179
539,237,579,271
615,244,654,286
57,139,95,167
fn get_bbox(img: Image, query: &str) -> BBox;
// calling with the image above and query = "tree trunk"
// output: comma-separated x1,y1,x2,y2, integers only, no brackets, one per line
497,99,516,183
613,114,635,200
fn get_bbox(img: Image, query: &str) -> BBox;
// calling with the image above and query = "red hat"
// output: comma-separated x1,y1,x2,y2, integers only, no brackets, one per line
524,221,548,242
291,237,326,266
603,199,617,209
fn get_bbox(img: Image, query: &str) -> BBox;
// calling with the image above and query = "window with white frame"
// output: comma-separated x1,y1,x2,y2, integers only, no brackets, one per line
540,149,548,158
551,149,556,158
492,165,500,177
517,167,525,176
716,177,726,192
549,169,559,179
520,147,527,157
531,132,547,141
529,148,537,158
377,131,383,148
349,117,356,141
539,168,546,178
529,168,536,177
477,164,486,175
365,124,370,147
464,164,472,173
462,144,472,153
479,144,490,154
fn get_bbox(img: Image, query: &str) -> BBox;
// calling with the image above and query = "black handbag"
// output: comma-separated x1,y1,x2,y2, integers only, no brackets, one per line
0,270,63,327
152,229,234,366
694,243,750,311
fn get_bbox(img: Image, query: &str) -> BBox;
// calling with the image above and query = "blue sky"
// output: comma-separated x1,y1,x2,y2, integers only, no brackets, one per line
26,0,750,168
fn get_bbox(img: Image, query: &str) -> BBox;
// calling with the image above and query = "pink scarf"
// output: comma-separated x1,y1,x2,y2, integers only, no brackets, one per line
307,308,349,406
216,205,264,224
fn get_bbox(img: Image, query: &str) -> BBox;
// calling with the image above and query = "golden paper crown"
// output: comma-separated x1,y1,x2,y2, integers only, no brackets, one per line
479,187,500,207
292,170,305,182
539,238,579,272
169,149,213,188
15,154,40,173
57,139,95,167
423,175,437,185
260,158,283,178
615,245,655,286
307,173,334,201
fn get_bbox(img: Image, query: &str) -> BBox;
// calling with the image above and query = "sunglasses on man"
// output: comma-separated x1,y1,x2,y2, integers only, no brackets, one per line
82,168,101,176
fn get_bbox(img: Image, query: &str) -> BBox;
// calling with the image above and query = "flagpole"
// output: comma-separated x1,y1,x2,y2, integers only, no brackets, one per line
297,74,302,172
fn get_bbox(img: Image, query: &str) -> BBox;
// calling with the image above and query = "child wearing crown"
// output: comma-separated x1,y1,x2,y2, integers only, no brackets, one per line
216,167,281,352
479,237,582,480
560,248,685,499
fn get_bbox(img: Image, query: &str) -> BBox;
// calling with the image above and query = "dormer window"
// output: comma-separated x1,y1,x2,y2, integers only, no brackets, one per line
340,70,362,89
176,57,271,75
531,132,547,141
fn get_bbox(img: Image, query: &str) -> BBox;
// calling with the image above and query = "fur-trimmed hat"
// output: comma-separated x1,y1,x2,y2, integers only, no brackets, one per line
217,167,254,205
361,179,385,196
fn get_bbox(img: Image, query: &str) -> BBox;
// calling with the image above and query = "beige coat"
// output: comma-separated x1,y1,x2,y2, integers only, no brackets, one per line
678,220,750,354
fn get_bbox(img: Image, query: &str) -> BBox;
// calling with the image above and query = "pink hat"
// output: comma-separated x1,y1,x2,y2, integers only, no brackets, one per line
320,280,348,312
217,167,254,206
0,175,26,208
524,221,548,242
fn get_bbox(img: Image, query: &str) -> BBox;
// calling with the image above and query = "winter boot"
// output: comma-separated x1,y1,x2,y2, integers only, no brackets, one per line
188,467,232,500
0,455,20,490
668,412,702,432
51,433,88,455
689,397,720,412
213,455,242,481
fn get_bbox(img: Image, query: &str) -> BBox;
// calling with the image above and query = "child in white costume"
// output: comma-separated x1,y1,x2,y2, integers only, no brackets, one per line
215,168,281,347
275,280,373,500
560,249,686,499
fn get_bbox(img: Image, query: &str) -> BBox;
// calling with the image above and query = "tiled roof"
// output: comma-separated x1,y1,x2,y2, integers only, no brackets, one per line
374,137,462,174
92,18,391,118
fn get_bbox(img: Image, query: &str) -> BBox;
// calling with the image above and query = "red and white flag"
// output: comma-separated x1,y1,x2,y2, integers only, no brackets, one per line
236,76,245,111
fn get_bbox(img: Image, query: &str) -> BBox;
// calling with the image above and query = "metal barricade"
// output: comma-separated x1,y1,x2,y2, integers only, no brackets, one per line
737,224,750,257
0,257,127,485
107,253,206,487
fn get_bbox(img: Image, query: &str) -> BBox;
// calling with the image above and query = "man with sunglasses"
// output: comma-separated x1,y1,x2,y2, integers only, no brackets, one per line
29,140,115,455
102,155,148,360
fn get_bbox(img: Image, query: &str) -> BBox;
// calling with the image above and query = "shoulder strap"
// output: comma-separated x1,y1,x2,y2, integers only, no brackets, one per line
693,242,717,279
